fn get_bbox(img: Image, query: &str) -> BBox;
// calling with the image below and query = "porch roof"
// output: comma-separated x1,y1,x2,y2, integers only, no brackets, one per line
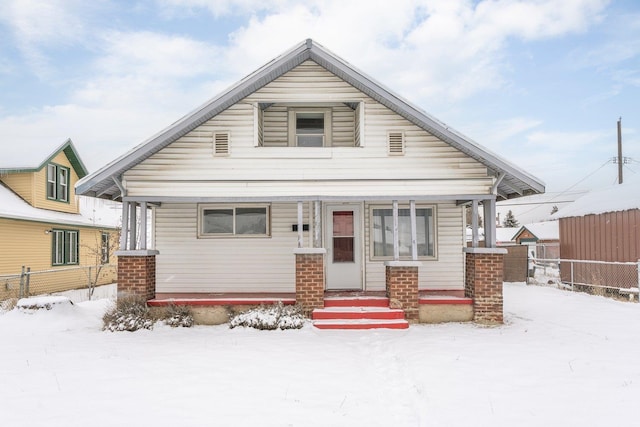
76,39,545,202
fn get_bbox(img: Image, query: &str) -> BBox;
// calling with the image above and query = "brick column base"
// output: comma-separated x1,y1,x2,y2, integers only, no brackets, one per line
464,248,506,324
116,251,158,301
385,261,421,321
294,249,326,315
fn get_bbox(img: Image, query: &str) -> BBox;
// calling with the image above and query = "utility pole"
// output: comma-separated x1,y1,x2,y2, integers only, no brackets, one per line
617,117,623,184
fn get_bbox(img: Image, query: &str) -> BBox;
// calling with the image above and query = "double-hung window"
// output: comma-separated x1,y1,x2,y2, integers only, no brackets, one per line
198,205,270,238
46,163,69,202
288,108,331,147
52,229,79,265
370,206,436,259
101,232,110,264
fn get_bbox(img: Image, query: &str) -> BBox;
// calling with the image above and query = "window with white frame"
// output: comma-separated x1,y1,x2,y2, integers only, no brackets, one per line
101,232,110,264
288,108,331,147
52,229,79,265
198,204,270,238
46,163,69,202
370,205,436,259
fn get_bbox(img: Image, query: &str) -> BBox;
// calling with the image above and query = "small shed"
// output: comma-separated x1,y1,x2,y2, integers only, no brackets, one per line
513,221,559,259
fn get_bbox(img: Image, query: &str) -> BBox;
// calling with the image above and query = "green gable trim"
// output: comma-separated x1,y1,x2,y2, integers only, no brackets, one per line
0,139,89,178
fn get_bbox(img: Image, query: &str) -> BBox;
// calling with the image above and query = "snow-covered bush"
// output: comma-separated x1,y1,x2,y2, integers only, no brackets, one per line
229,302,306,330
103,297,154,332
163,304,194,328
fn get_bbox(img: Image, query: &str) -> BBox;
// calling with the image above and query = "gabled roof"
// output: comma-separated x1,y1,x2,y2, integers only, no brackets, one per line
552,177,640,219
496,227,519,243
0,139,89,179
0,182,118,228
76,39,545,200
514,221,559,241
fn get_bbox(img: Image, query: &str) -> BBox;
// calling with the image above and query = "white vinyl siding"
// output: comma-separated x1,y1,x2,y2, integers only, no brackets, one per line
155,202,309,293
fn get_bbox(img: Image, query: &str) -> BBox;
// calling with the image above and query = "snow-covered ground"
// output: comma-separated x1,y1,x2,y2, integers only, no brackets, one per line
1,283,638,427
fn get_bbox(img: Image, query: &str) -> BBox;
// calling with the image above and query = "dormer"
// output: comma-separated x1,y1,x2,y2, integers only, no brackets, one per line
255,101,364,148
0,139,88,214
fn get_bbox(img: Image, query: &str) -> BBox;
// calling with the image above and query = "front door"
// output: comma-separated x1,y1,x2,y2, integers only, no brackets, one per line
325,204,362,290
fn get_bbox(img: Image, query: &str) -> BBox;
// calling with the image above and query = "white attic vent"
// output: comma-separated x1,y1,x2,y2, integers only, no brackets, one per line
214,132,230,156
388,132,404,155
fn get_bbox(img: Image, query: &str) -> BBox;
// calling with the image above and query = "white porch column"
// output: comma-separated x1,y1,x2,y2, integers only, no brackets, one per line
410,199,418,261
483,199,497,248
297,201,303,248
472,200,479,248
313,200,321,248
120,201,129,250
139,202,147,251
128,202,137,251
392,200,399,261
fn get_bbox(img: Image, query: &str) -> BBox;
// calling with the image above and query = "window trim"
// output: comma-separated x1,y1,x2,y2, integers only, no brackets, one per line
51,229,80,266
46,163,70,203
287,107,332,147
368,204,437,261
197,204,271,238
101,232,110,264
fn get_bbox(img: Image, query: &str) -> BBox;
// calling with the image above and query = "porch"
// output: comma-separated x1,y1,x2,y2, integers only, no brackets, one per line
116,196,506,325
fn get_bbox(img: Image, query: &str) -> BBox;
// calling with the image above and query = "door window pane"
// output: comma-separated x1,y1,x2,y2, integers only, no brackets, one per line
333,211,354,262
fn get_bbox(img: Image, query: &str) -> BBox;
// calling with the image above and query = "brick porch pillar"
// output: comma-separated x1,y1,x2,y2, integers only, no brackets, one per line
115,250,159,301
385,261,421,321
294,248,326,315
464,247,507,324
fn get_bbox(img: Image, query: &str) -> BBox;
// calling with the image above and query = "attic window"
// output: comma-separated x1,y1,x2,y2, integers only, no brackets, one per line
288,108,332,147
46,163,70,202
214,132,230,156
388,132,405,155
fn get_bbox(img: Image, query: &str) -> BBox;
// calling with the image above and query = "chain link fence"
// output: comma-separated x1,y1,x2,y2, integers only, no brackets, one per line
528,256,640,301
0,264,117,303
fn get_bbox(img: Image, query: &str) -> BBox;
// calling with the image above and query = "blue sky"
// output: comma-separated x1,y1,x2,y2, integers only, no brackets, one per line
1,0,639,197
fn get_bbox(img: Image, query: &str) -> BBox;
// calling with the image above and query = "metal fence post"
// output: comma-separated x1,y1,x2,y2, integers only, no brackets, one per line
25,267,30,296
570,261,574,291
637,260,640,297
88,266,92,301
19,266,25,298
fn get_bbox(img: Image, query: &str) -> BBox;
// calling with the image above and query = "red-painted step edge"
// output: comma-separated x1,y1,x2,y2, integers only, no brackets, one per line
313,319,409,330
312,307,405,320
323,297,390,308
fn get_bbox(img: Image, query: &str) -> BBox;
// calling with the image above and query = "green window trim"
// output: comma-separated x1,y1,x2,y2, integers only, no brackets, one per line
46,163,70,203
101,232,110,264
52,229,79,266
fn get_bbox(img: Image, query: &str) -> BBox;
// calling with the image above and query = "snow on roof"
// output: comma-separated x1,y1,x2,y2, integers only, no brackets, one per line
552,177,640,219
0,139,88,178
0,184,119,229
496,227,519,243
519,221,559,241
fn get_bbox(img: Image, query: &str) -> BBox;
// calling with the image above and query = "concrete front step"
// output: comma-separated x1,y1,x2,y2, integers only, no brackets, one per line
313,296,408,329
312,307,406,320
313,319,410,330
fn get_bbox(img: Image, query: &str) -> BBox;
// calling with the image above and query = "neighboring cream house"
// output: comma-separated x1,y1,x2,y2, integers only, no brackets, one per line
77,40,544,325
0,139,119,298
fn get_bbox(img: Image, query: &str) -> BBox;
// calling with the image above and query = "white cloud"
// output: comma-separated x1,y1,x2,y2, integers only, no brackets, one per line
0,0,93,77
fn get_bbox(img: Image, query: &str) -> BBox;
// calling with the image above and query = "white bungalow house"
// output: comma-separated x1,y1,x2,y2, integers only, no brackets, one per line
76,40,544,327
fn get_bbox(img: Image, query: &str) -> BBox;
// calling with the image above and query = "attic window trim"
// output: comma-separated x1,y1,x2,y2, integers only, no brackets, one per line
288,107,332,147
213,131,230,156
46,163,71,203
